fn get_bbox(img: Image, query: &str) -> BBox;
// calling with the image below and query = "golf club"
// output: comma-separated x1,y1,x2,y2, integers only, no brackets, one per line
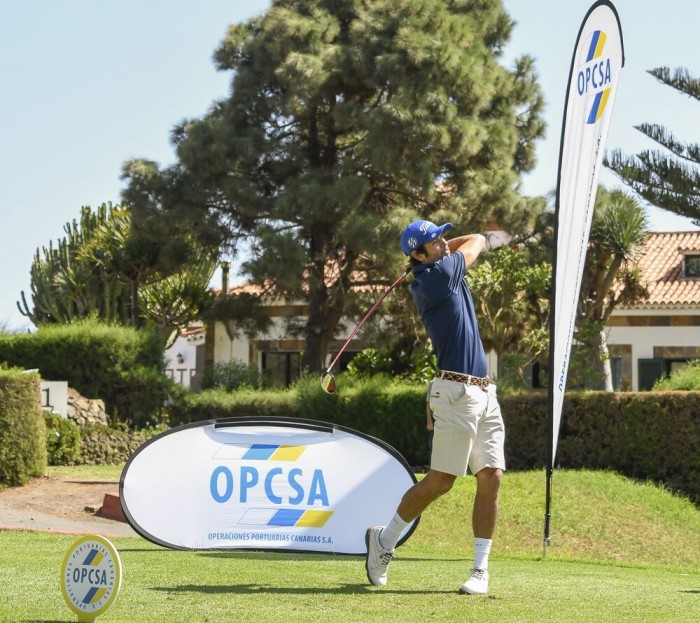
320,267,410,394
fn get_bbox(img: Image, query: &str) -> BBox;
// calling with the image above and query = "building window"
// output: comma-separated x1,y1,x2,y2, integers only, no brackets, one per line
683,254,700,278
327,350,361,373
262,352,301,387
638,357,690,390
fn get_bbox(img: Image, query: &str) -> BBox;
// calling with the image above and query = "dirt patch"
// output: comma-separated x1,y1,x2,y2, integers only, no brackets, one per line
0,475,120,521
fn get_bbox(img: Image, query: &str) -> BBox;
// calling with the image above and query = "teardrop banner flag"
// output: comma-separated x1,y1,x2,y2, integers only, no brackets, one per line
120,417,418,554
545,0,624,548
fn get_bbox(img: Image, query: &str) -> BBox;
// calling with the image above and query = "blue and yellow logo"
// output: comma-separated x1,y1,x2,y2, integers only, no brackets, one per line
80,549,107,605
576,29,613,124
210,444,334,528
61,535,122,621
241,443,306,461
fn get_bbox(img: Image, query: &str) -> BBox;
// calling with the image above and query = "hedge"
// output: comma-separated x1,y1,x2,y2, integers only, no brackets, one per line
0,320,172,427
0,369,47,486
170,378,699,503
503,390,700,500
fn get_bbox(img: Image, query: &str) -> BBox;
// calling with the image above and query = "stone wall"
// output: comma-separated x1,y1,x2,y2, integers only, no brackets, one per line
66,388,109,426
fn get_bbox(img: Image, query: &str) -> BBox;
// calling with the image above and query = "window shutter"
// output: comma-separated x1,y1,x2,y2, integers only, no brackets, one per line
638,358,665,391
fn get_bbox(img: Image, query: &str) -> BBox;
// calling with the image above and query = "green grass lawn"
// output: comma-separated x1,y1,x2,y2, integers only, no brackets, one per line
1,469,698,622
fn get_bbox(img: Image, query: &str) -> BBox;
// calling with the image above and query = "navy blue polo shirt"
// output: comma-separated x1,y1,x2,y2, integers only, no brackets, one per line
411,251,487,377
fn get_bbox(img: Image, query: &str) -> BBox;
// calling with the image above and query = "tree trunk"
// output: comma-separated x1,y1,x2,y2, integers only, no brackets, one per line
302,277,345,374
303,329,329,375
303,290,347,373
590,329,614,391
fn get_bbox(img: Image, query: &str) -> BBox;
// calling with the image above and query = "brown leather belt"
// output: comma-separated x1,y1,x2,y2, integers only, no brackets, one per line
436,369,489,389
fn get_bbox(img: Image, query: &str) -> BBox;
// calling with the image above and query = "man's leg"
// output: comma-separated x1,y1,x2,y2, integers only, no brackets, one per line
472,467,502,538
396,469,456,525
460,467,502,595
365,470,456,586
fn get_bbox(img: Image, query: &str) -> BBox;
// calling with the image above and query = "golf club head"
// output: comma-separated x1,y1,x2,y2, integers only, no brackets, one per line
320,371,336,394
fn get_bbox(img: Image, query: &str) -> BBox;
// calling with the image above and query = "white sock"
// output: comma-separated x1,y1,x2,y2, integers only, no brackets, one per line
379,513,410,550
473,538,492,570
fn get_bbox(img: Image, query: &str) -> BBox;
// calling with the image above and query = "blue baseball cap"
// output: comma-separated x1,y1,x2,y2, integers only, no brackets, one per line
400,220,453,255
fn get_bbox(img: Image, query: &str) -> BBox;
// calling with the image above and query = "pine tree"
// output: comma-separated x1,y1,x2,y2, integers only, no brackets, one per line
123,0,545,372
605,66,700,225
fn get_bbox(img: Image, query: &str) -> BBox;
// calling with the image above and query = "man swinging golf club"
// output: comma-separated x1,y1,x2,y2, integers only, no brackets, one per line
364,220,506,596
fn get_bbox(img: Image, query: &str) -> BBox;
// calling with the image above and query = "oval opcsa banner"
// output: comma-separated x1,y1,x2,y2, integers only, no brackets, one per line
120,417,418,554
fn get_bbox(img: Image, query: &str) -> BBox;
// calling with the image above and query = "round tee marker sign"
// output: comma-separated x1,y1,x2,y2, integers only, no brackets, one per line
61,535,122,622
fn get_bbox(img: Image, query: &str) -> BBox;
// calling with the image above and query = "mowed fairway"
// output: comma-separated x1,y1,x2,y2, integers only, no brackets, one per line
0,470,698,623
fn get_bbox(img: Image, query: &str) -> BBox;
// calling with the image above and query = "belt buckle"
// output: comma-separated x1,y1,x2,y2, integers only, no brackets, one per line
473,376,488,391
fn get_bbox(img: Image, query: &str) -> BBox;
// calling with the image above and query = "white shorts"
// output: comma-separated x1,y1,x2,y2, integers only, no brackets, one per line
428,377,506,477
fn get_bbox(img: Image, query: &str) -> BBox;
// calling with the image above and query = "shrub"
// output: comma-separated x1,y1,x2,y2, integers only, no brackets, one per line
44,412,81,465
0,370,47,486
201,360,266,391
345,349,394,377
345,347,437,385
653,358,700,390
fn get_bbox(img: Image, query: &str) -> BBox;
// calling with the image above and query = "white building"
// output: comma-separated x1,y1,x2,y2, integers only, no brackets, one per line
607,231,700,390
168,231,700,392
164,324,206,389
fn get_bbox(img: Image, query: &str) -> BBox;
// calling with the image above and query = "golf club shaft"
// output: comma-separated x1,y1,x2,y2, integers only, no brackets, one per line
323,268,410,375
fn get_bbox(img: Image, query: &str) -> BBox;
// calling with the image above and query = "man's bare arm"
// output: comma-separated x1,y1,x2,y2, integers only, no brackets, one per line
447,234,486,267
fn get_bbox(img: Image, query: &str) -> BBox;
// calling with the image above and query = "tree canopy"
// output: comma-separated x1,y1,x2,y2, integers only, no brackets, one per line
123,0,546,372
605,66,700,225
468,243,550,385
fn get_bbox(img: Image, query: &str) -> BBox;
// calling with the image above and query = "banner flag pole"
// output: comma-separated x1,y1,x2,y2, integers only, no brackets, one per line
544,0,624,556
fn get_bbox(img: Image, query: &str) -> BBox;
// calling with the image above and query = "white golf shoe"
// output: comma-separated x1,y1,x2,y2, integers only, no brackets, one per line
364,526,394,586
459,568,489,595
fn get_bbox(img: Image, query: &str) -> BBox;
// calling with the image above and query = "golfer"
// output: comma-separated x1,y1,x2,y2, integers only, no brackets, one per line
365,219,505,595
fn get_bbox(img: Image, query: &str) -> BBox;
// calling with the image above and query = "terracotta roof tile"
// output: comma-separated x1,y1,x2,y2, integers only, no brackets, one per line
218,263,389,298
622,231,700,309
180,324,206,339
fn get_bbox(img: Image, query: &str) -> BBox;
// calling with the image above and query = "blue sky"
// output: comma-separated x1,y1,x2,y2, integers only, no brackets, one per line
2,0,699,330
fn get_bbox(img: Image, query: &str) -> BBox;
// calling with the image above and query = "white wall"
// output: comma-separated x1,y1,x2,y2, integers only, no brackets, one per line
165,333,202,388
212,321,251,365
607,323,700,391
